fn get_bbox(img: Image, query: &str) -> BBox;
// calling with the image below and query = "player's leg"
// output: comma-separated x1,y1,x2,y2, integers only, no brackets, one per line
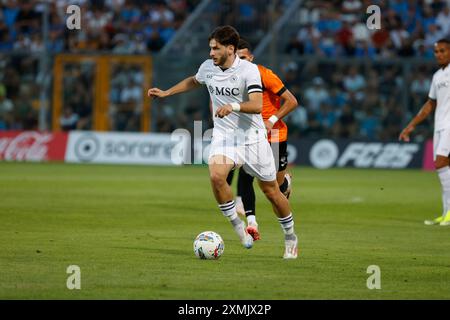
208,155,253,248
243,139,298,258
237,167,259,240
273,141,292,199
433,155,450,226
226,168,247,217
257,179,298,259
425,129,450,226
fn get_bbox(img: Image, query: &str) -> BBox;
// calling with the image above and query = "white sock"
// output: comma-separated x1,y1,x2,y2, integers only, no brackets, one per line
218,201,246,240
247,214,257,226
218,200,238,221
278,213,296,240
437,167,450,216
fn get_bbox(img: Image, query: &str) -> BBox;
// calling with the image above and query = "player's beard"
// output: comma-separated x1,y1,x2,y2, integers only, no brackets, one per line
215,54,228,67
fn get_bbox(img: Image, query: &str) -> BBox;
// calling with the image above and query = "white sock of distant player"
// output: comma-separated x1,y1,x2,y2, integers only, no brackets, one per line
218,200,246,239
278,213,296,240
437,167,450,216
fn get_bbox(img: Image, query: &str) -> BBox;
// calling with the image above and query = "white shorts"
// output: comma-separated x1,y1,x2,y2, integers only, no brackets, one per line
433,128,450,160
208,134,277,181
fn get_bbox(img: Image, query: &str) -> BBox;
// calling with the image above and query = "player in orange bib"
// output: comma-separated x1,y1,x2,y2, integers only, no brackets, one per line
226,39,299,241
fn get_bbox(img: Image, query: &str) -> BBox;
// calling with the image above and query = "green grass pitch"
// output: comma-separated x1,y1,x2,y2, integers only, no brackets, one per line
0,162,449,299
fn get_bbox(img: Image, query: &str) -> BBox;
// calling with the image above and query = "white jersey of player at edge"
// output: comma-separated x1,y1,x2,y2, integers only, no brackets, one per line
195,56,265,143
429,64,450,132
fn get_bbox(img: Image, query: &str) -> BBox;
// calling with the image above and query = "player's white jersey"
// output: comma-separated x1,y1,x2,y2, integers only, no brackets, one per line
429,64,450,131
195,56,264,143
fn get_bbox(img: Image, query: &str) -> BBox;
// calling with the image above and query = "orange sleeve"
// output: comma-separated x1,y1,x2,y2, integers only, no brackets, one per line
259,65,285,96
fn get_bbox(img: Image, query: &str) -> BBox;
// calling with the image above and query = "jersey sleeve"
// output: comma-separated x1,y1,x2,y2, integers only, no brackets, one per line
194,60,208,85
245,63,263,94
429,74,437,100
261,67,286,96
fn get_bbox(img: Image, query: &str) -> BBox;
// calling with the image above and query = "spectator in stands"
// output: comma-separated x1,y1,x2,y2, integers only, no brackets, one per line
13,85,37,130
60,106,79,131
336,20,354,56
436,5,450,37
285,33,304,55
147,30,165,52
296,23,321,54
304,77,329,113
359,107,380,140
284,102,308,137
0,84,13,130
398,37,415,56
425,24,446,47
341,0,362,22
327,87,347,109
316,102,337,135
390,19,410,51
378,68,400,101
421,5,437,32
336,104,357,138
15,1,40,35
381,104,405,141
342,66,366,101
410,69,432,110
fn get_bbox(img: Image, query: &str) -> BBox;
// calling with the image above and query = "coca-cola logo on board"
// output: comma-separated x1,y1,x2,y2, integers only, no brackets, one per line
0,132,52,161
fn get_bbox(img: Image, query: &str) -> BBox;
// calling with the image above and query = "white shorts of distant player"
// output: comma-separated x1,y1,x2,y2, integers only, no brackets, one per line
433,127,450,161
209,130,277,182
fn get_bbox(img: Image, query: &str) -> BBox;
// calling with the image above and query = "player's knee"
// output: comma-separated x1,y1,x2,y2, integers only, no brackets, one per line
261,185,279,201
210,172,227,188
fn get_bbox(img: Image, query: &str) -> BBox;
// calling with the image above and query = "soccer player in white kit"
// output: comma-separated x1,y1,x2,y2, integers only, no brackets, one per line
399,38,450,226
148,26,298,258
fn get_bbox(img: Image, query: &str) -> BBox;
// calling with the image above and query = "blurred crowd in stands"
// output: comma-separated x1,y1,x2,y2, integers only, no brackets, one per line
0,0,199,54
0,0,197,131
277,0,450,141
0,54,39,130
278,59,435,142
0,0,448,142
286,0,450,58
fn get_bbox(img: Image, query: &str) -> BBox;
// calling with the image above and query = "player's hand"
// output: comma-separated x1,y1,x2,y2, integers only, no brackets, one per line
399,125,414,142
147,88,168,99
264,120,274,132
215,105,233,118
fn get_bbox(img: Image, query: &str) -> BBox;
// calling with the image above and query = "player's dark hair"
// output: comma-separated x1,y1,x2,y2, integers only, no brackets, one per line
436,38,450,45
237,39,252,52
208,25,240,52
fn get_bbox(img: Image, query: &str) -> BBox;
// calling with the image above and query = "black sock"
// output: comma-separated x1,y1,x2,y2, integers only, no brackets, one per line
279,177,288,193
237,167,256,217
226,170,234,186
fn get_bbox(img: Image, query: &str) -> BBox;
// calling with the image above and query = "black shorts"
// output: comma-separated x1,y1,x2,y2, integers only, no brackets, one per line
270,141,288,172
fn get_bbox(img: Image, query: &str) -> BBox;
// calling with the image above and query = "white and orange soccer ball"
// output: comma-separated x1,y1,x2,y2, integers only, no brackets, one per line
193,231,224,260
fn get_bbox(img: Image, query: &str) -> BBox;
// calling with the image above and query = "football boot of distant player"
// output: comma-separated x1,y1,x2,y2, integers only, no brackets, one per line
424,215,445,225
440,212,450,226
283,234,298,259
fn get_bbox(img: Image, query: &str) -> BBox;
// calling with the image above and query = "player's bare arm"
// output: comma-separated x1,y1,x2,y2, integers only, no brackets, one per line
399,98,437,142
265,89,298,130
148,76,201,99
215,92,263,118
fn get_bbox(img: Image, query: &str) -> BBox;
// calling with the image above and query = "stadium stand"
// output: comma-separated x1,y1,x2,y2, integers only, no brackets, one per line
0,0,449,141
